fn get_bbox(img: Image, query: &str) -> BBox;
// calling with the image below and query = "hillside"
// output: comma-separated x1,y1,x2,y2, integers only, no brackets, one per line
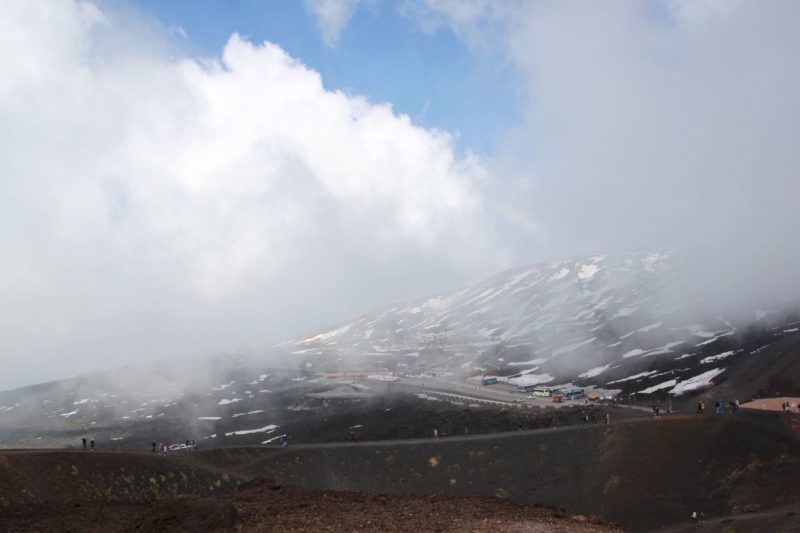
0,451,619,532
289,249,800,400
1,249,799,452
179,410,800,531
3,410,796,531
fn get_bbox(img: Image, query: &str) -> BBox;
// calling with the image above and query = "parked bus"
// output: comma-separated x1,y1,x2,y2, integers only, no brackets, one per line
530,387,551,397
482,377,498,386
560,387,585,400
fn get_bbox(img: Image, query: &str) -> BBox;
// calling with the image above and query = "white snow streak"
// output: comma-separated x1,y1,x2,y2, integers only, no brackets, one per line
225,424,279,436
669,368,725,395
579,363,612,379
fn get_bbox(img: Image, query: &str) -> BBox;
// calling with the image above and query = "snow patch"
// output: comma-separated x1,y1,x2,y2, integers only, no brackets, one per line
225,424,279,436
218,398,242,405
644,341,686,357
508,374,554,386
232,410,264,418
508,359,547,366
577,264,600,280
299,324,352,345
261,434,288,445
695,331,735,346
620,322,662,339
622,348,647,359
639,380,678,394
687,325,716,338
607,371,657,384
699,351,735,364
579,363,612,379
670,368,725,395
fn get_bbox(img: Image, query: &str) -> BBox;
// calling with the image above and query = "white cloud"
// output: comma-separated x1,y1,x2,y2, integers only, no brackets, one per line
303,0,369,47
409,0,800,314
0,1,507,389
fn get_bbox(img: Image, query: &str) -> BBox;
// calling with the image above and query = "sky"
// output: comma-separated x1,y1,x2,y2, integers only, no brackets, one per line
1,0,799,390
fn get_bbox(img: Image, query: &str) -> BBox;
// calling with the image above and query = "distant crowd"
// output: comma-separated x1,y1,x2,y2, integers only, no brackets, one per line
78,437,199,454
696,399,739,414
152,440,196,455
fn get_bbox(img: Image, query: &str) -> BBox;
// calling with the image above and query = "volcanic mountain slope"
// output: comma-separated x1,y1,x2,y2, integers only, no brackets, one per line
290,249,800,399
1,249,798,450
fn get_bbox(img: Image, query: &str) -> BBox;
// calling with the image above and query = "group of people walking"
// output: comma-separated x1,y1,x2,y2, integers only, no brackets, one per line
152,441,168,455
151,440,196,455
696,399,739,414
81,437,94,450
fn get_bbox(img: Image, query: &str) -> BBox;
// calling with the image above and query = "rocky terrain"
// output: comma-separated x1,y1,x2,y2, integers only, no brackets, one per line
0,471,620,532
2,408,800,531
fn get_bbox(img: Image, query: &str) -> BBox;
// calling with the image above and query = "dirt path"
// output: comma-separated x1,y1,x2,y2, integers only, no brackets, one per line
653,503,800,532
220,412,693,456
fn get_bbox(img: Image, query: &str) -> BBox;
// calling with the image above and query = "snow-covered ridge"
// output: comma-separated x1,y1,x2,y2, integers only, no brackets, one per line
285,248,795,395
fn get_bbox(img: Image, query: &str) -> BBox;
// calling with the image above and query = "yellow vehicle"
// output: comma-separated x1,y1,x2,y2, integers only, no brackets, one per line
589,393,600,402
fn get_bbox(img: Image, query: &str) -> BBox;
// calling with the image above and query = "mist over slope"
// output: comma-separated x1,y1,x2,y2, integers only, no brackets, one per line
291,249,799,394
1,248,798,451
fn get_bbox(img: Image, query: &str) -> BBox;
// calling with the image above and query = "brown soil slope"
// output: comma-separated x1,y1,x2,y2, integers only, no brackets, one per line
0,479,621,532
0,450,241,506
0,454,620,532
184,410,800,531
2,411,798,531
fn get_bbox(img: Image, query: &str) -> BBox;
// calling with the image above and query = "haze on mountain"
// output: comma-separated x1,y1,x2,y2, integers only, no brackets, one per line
1,0,798,390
